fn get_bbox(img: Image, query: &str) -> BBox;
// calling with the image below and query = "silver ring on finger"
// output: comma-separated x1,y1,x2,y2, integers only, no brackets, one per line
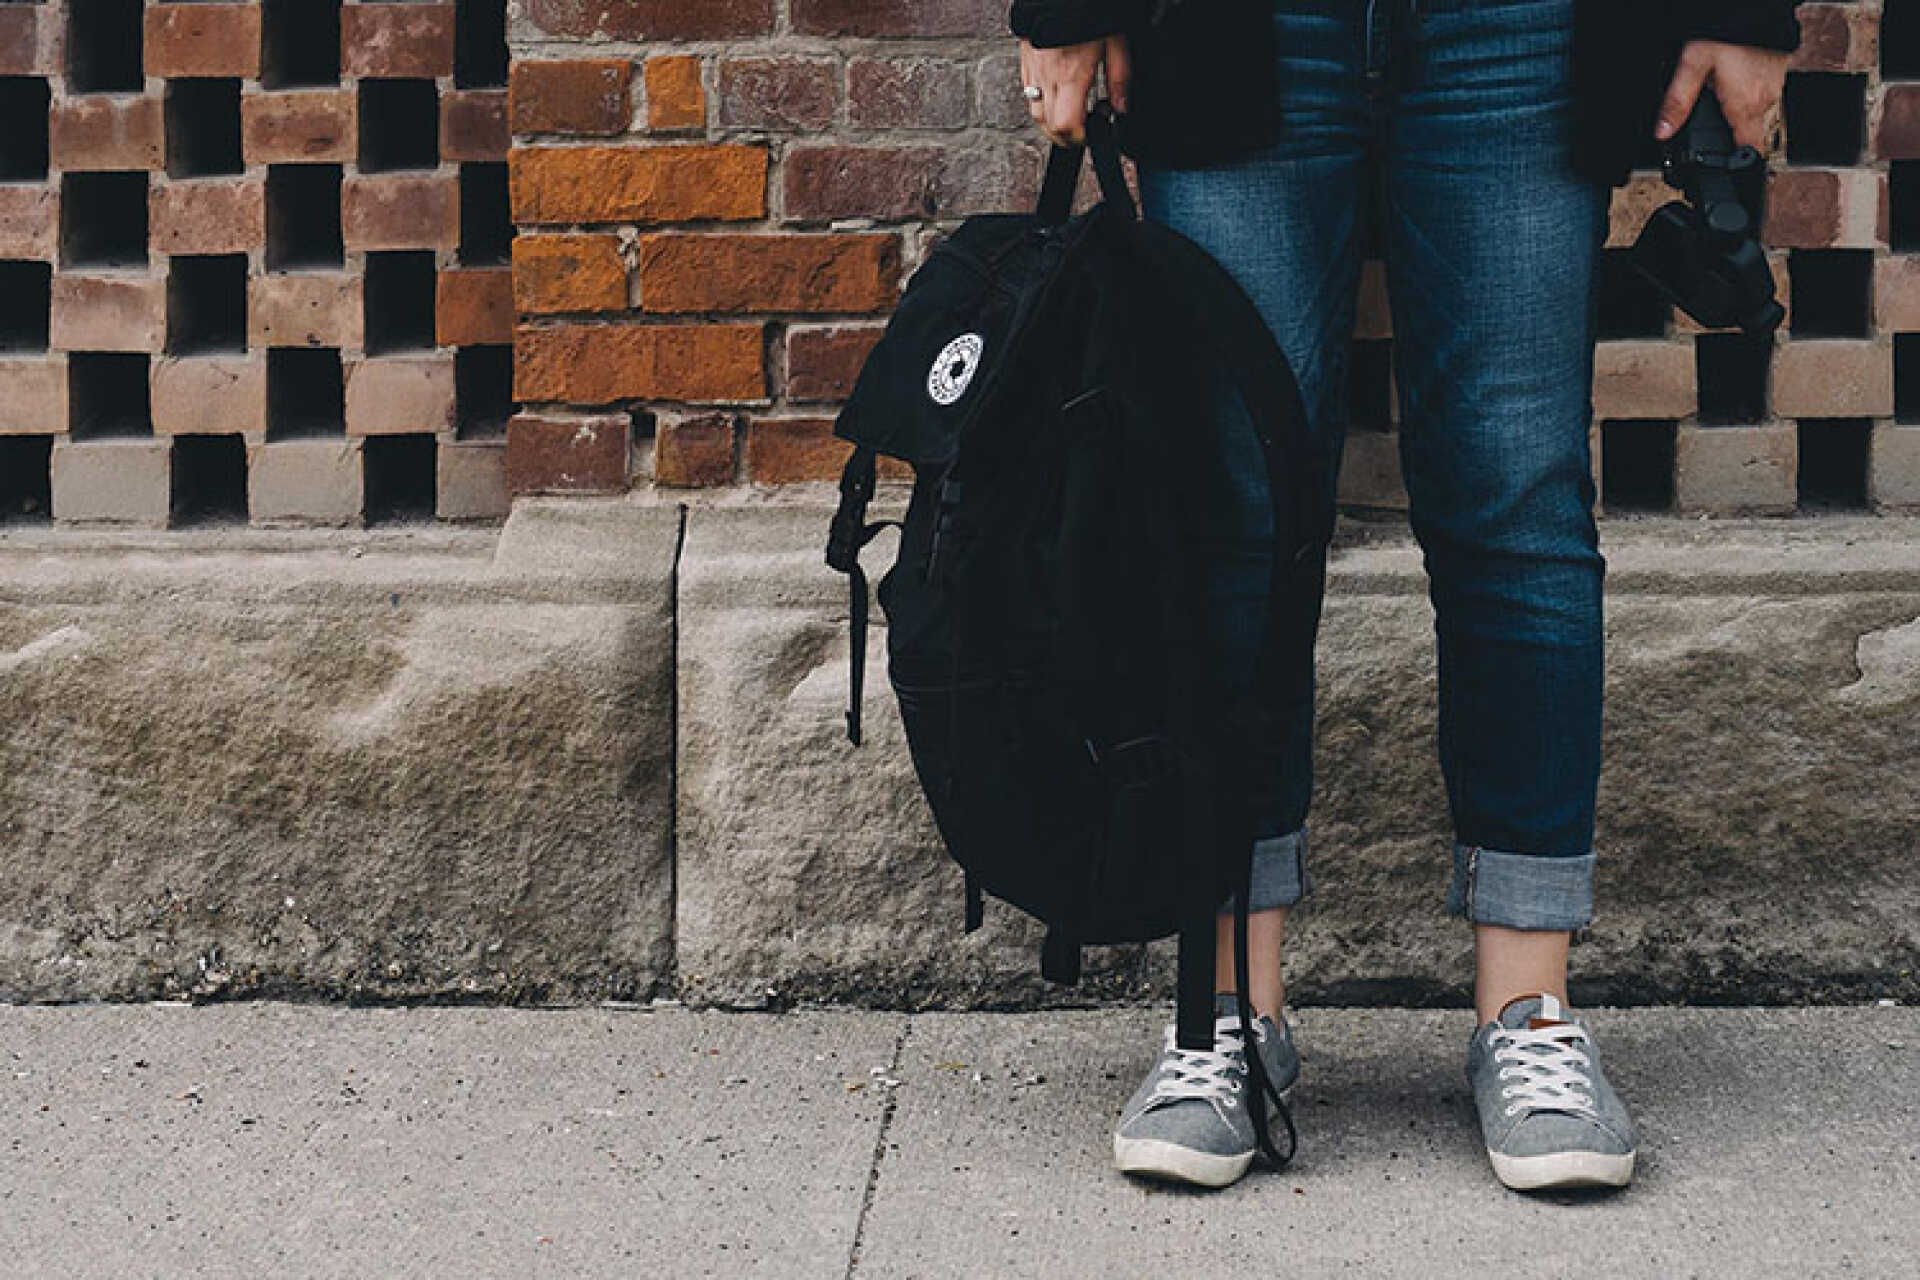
1022,84,1043,102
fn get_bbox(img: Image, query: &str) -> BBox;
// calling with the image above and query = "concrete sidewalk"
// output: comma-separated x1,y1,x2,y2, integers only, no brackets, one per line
0,1004,1913,1279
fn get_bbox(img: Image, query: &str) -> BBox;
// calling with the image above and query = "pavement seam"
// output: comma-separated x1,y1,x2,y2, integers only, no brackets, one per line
844,1015,912,1280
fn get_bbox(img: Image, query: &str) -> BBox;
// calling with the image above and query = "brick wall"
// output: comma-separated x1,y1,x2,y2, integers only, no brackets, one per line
2,2,1918,525
0,0,516,527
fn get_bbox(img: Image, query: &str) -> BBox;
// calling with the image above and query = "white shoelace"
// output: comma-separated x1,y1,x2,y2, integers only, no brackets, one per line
1148,1017,1256,1105
1491,1022,1599,1119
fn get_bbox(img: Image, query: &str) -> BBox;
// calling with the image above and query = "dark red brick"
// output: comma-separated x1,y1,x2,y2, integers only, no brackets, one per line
791,0,1006,39
519,0,775,41
717,58,837,132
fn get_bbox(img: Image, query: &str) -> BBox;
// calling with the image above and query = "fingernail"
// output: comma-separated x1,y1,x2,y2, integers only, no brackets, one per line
1654,120,1673,140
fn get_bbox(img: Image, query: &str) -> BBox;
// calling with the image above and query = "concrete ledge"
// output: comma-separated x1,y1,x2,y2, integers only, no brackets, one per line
3,506,1917,1006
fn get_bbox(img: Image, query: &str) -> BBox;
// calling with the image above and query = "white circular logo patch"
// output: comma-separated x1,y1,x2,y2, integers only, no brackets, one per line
927,333,985,406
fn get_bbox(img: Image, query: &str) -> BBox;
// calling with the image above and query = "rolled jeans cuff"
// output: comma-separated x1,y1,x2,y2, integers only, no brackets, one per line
1217,828,1310,916
1446,843,1595,931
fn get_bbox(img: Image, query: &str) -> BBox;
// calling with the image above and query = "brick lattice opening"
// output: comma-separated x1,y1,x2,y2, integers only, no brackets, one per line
262,0,342,90
455,344,513,437
61,171,149,268
1693,331,1771,425
358,79,440,173
1895,333,1920,423
1597,249,1671,339
459,163,512,265
0,436,53,524
68,352,152,439
1787,249,1872,337
1602,420,1677,512
363,251,437,354
166,255,248,355
266,165,344,271
1783,73,1865,166
363,434,438,523
1885,0,1920,80
1891,161,1920,252
66,0,145,95
171,434,250,525
267,348,345,439
455,0,509,89
0,78,51,180
1797,418,1871,510
165,79,244,179
1346,338,1394,432
0,260,52,352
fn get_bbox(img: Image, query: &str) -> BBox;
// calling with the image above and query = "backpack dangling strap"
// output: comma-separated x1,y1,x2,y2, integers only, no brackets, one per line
825,447,898,746
963,872,985,933
1232,854,1298,1171
1040,925,1082,984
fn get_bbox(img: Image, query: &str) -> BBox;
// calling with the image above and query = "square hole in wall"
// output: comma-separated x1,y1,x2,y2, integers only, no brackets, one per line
1797,418,1871,510
1597,249,1671,339
262,0,341,90
1891,161,1920,252
363,434,438,523
267,347,344,439
68,352,152,439
363,251,438,354
1693,331,1771,424
1895,333,1920,423
0,78,50,180
166,255,248,355
357,79,440,173
165,79,243,179
1885,0,1920,80
170,434,249,525
265,165,344,271
1782,73,1865,166
66,0,145,94
1346,338,1394,431
1601,419,1676,512
0,436,53,524
0,260,52,352
455,345,513,437
60,171,148,268
1787,249,1872,338
455,0,509,89
458,163,511,265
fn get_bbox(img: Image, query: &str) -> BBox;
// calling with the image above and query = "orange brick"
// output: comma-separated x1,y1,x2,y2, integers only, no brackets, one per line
243,90,357,165
646,55,707,131
515,323,765,404
510,60,633,136
437,267,515,346
785,324,884,402
513,234,629,315
145,4,262,79
441,90,510,162
507,411,632,494
342,173,460,250
510,145,766,225
744,416,849,484
655,412,737,487
638,233,900,314
151,179,265,256
50,96,164,172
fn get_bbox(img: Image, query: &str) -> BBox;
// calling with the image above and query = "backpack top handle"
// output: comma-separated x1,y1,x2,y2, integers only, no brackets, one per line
1036,100,1136,226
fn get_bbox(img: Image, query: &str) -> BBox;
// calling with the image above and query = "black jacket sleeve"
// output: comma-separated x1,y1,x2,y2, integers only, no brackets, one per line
1673,0,1801,52
1009,0,1131,48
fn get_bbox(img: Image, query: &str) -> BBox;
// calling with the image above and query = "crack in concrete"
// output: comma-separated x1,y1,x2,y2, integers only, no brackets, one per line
844,1016,911,1280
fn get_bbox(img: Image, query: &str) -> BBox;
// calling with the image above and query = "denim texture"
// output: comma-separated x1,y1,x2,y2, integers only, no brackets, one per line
1160,0,1609,931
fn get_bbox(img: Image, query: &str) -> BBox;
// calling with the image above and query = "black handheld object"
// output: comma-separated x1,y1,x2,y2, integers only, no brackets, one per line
1627,87,1785,336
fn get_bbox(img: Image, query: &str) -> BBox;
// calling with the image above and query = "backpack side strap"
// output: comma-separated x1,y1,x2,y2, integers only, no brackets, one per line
825,446,900,747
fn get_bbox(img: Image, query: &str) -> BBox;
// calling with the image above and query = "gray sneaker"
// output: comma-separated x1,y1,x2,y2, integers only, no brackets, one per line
1467,993,1637,1191
1112,992,1300,1188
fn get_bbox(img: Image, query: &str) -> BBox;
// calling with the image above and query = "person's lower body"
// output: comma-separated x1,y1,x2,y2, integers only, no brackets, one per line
1114,0,1632,1191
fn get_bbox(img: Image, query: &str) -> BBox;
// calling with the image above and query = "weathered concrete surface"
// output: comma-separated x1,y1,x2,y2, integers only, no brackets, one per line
677,509,1920,1008
0,1003,1912,1278
0,1003,895,1278
0,502,678,1003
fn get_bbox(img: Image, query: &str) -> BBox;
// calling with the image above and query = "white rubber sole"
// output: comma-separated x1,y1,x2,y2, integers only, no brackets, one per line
1488,1146,1636,1191
1113,1135,1256,1189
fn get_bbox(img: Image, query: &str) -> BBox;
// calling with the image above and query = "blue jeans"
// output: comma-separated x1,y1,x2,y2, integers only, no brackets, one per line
1160,0,1610,931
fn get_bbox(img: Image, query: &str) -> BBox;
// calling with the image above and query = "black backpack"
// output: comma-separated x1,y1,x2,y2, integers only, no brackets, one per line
825,106,1328,1167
